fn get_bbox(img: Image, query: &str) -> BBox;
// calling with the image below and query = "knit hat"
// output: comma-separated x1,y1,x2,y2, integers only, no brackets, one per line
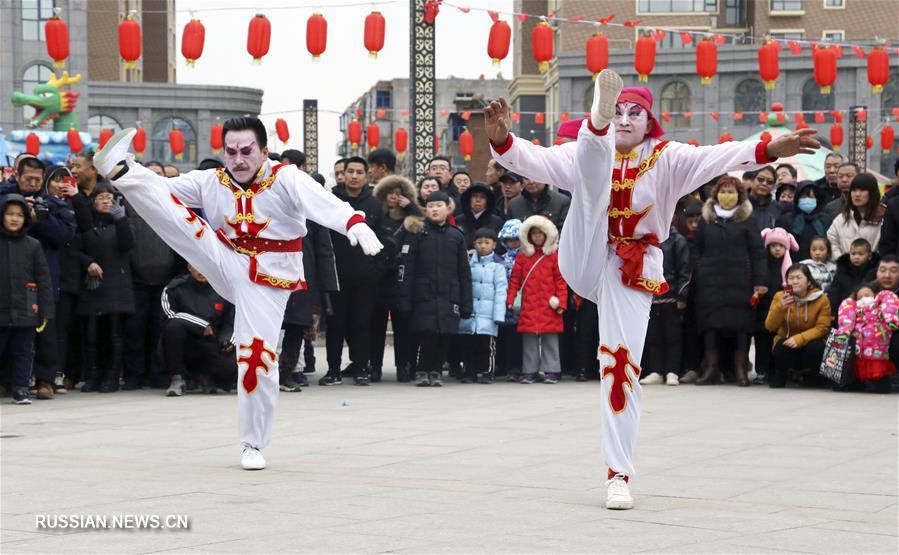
498,218,522,239
474,227,498,241
556,86,665,140
424,190,450,205
761,227,799,286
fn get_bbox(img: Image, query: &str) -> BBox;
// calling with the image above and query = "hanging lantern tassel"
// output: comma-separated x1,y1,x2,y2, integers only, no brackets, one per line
364,12,386,59
275,118,289,144
459,129,474,161
882,126,895,154
347,119,362,150
758,40,779,90
696,38,717,86
634,33,656,82
118,11,142,70
169,128,185,160
133,127,147,156
247,14,271,64
532,19,553,73
868,46,889,95
487,20,511,66
394,128,408,157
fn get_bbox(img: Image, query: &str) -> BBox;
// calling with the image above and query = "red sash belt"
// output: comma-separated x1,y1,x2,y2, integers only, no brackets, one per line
216,229,306,291
610,233,660,285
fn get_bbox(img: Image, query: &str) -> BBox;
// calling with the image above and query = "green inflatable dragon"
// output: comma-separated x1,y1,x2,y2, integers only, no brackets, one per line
10,71,82,131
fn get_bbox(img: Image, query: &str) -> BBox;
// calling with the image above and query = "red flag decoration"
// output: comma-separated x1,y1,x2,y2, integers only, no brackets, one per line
893,107,899,122
394,128,408,156
853,45,866,59
733,112,744,121
687,139,699,147
45,8,70,68
532,20,553,73
560,112,570,123
795,112,806,124
832,110,843,123
401,109,409,117
99,128,113,149
788,41,802,55
67,128,83,154
758,40,779,90
355,107,363,117
696,38,717,86
306,13,327,60
661,112,671,123
181,18,205,67
651,29,666,42
366,123,380,149
796,120,809,131
856,108,867,122
760,131,772,142
758,111,768,123
711,112,719,121
459,129,474,160
531,138,541,145
553,137,565,146
487,11,499,23
623,19,640,27
516,12,528,23
133,127,147,156
375,109,386,118
634,33,656,82
118,12,142,69
586,33,609,79
364,12,386,58
169,129,185,160
813,45,837,94
535,112,545,124
247,14,271,63
209,124,223,154
679,32,692,46
830,124,843,151
440,110,448,117
719,133,733,143
867,46,889,94
25,132,40,155
815,111,825,124
275,118,289,144
598,15,615,25
713,34,726,45
511,112,521,122
882,126,895,154
461,111,471,121
347,119,361,149
487,20,511,65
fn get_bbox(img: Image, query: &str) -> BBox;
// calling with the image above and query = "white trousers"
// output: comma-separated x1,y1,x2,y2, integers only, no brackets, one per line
114,163,289,450
558,125,653,479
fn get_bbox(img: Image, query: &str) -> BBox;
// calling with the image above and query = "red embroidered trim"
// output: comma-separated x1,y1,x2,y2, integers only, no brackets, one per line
756,140,776,163
491,134,514,155
587,120,610,136
346,213,367,231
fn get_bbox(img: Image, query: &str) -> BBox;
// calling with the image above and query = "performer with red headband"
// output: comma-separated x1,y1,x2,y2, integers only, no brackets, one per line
92,118,383,471
486,70,819,509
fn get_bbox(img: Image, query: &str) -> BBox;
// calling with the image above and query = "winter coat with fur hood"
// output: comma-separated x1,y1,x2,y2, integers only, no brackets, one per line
455,183,504,248
506,216,568,334
373,176,423,309
765,287,832,347
693,199,767,333
0,194,54,327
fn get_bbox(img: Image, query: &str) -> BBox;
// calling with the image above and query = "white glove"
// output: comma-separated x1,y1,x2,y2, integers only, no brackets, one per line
347,223,383,256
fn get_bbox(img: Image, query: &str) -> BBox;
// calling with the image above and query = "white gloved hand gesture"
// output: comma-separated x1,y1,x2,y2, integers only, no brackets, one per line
347,223,383,256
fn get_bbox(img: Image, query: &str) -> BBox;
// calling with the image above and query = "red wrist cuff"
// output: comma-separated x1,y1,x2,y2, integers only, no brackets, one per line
491,134,514,155
587,120,610,136
346,213,367,231
756,140,776,163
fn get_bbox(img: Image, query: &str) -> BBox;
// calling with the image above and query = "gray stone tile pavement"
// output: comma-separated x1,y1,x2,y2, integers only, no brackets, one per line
2,349,897,554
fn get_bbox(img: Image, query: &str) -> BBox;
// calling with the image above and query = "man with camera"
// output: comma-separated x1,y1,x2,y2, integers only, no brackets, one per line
1,155,76,398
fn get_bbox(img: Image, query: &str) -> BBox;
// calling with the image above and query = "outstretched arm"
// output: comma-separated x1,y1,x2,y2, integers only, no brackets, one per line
114,162,207,208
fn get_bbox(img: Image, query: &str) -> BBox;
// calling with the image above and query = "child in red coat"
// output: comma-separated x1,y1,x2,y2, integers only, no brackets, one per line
506,215,567,383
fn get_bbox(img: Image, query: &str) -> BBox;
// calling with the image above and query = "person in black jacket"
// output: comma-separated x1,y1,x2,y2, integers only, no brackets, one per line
160,265,237,396
747,166,780,231
828,238,879,316
322,156,386,386
0,194,54,404
395,191,473,386
776,180,830,260
455,182,504,249
639,225,691,386
74,182,135,393
879,186,899,257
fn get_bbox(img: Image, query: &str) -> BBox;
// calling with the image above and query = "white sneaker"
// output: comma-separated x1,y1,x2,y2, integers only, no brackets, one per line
639,372,664,385
590,69,624,130
666,372,680,386
165,374,185,397
94,127,136,178
605,474,634,510
241,446,266,470
747,369,758,382
680,370,699,384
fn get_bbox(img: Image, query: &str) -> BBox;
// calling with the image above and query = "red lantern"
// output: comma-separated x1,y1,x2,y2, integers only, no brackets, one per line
487,20,511,65
67,128,83,154
560,112,570,123
866,135,873,150
758,40,779,90
306,13,327,60
395,128,408,156
856,108,867,122
532,20,553,73
423,0,439,25
687,139,699,147
45,9,70,68
133,127,147,156
696,38,717,86
882,126,895,154
813,46,837,94
760,131,772,142
535,112,545,124
634,33,656,82
181,18,205,67
275,118,289,144
830,125,843,151
586,33,609,79
367,123,380,149
118,12,142,70
99,129,113,149
25,132,40,155
867,46,889,95
247,14,271,63
459,129,474,161
364,12,386,58
209,124,223,154
796,121,809,131
347,119,362,149
531,138,541,145
376,109,386,118
169,128,185,160
719,133,733,144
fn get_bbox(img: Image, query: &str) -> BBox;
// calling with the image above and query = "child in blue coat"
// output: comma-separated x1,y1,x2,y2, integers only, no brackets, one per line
495,219,523,380
459,227,508,383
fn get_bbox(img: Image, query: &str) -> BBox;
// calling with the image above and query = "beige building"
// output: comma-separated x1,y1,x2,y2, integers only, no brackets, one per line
87,0,176,83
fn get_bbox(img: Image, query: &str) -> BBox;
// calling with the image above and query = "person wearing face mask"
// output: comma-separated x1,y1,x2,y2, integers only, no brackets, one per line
777,180,829,260
485,69,820,509
89,118,384,471
835,283,899,393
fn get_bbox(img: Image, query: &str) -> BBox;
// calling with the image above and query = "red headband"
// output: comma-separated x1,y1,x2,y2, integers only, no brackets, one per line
617,92,652,113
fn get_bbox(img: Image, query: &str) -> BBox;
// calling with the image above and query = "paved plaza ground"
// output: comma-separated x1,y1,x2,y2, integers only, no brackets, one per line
2,346,897,554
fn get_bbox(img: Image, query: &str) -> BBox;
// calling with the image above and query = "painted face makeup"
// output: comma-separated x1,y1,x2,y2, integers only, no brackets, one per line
613,101,649,153
224,129,267,184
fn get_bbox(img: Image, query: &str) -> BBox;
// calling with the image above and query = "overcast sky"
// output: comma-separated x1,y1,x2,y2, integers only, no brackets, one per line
176,0,514,177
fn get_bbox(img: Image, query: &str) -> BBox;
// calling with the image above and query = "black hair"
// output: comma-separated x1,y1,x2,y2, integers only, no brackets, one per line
309,172,326,186
196,158,223,171
452,170,471,182
429,155,452,169
879,254,899,266
839,162,860,172
850,237,872,252
268,153,281,162
775,163,797,178
76,150,95,164
344,156,368,172
16,156,44,174
742,169,758,181
809,235,832,260
90,181,116,199
222,116,268,149
335,157,349,168
417,176,441,189
851,282,882,300
41,164,71,193
893,157,899,176
145,160,164,171
281,149,306,167
755,165,776,180
844,173,881,224
786,263,821,290
367,149,396,172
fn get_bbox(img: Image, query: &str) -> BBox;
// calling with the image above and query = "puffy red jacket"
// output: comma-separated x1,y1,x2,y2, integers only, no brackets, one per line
506,216,567,334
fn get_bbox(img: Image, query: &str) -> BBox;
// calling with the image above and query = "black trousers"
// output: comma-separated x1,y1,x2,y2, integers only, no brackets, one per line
161,318,236,386
370,307,414,370
753,326,775,375
642,302,684,377
572,299,600,376
771,339,826,385
83,313,124,381
418,333,451,374
56,291,82,380
681,302,702,372
494,323,522,376
124,282,165,382
31,315,58,383
279,324,315,374
461,334,495,376
325,279,378,371
0,327,36,389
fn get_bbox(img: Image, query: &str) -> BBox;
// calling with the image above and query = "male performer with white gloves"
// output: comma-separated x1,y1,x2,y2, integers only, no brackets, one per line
485,70,819,509
93,117,383,470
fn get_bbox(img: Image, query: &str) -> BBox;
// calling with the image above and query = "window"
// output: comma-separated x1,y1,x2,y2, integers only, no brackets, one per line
21,64,54,123
87,115,122,145
822,31,844,41
770,31,805,40
825,0,844,7
724,0,747,26
638,0,716,13
734,79,766,126
660,81,691,129
22,0,55,41
881,70,899,176
770,0,803,11
801,78,835,123
375,90,391,108
152,117,197,164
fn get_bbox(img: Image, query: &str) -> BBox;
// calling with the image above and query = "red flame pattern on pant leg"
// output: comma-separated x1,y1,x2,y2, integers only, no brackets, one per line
600,344,641,414
239,337,276,394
